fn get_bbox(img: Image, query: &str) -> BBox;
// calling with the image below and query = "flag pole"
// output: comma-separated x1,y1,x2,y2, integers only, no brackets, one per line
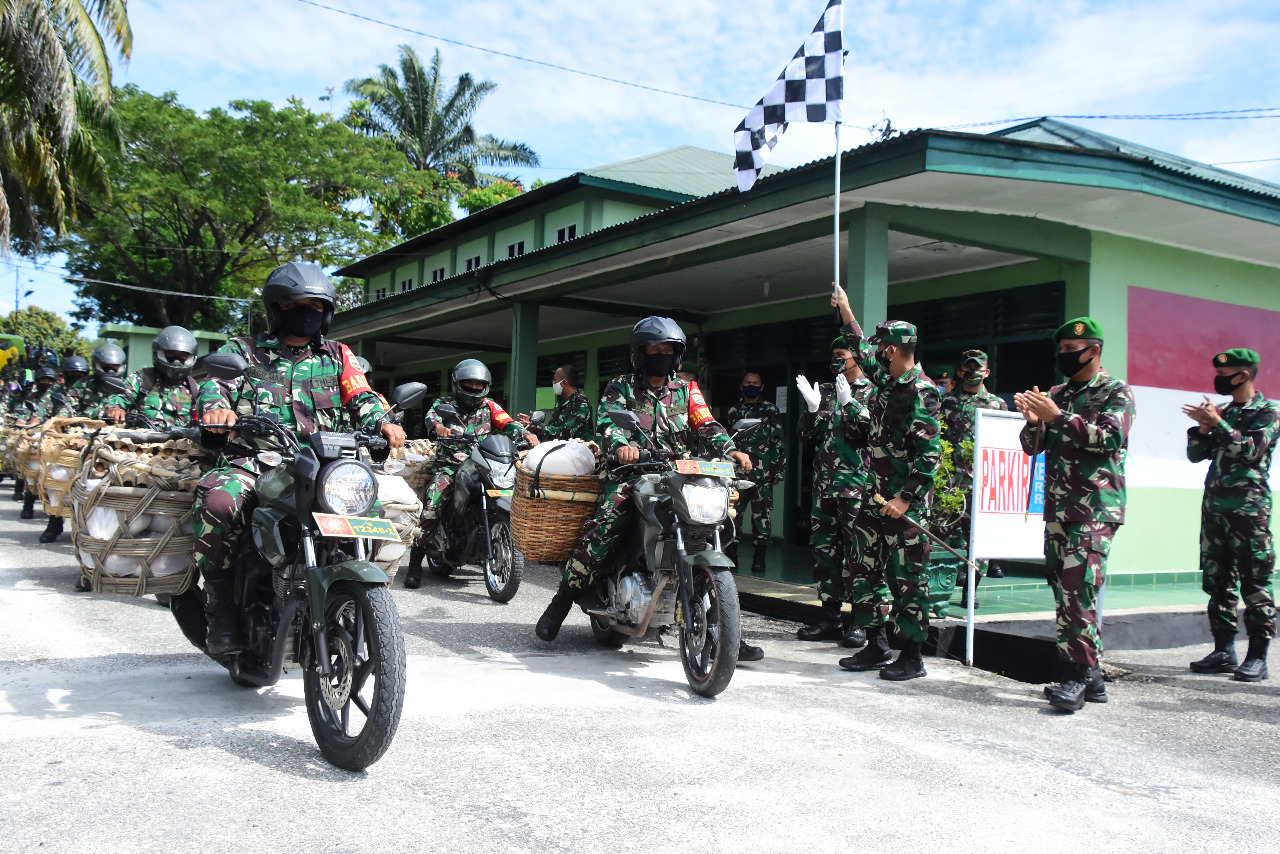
832,120,842,327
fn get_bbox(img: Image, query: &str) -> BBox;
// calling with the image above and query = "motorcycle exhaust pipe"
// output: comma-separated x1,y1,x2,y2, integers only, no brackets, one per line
228,596,303,688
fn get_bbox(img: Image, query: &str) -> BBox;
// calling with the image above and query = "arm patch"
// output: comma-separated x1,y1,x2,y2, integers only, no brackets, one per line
338,343,372,404
689,382,713,429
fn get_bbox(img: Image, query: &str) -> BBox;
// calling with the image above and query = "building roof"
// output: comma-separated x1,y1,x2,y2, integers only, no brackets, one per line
582,145,780,198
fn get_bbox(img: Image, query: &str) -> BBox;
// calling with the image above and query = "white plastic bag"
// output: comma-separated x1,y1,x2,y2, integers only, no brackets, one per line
376,542,407,564
149,553,191,577
85,507,119,540
375,474,419,507
47,465,71,482
524,440,596,477
127,514,153,536
101,554,139,576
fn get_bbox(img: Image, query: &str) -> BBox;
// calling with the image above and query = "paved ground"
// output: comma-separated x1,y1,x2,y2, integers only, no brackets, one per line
1,502,1277,853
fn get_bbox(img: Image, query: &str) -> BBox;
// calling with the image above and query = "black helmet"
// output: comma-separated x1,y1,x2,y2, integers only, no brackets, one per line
630,316,686,376
63,356,89,379
451,359,492,410
91,343,127,382
27,345,58,368
263,262,336,337
354,356,373,375
152,325,198,382
34,366,57,383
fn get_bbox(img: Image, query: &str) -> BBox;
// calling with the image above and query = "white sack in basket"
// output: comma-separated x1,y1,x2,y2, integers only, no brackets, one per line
150,553,192,577
376,473,419,507
524,440,596,477
376,542,407,563
148,514,195,535
47,465,72,482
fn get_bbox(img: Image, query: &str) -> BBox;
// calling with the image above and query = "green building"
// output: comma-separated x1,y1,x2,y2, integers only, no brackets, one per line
331,120,1280,579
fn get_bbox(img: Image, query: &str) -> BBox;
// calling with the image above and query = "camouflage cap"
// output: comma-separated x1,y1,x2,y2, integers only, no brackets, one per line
830,335,848,352
869,320,917,345
1055,316,1104,342
960,349,989,368
933,365,954,379
1214,348,1260,367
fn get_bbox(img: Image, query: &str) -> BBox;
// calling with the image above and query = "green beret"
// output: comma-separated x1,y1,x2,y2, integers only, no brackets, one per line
1055,317,1104,342
933,365,954,379
1214,348,1259,368
873,320,918,345
830,336,848,352
678,360,699,377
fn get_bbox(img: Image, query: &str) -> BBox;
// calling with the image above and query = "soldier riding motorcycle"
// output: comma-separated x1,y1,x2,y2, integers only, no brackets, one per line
104,325,202,427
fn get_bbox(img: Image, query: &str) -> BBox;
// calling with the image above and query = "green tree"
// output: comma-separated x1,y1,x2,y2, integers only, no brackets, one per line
0,304,91,356
57,86,421,332
0,0,131,249
457,179,523,215
342,45,539,189
369,166,459,240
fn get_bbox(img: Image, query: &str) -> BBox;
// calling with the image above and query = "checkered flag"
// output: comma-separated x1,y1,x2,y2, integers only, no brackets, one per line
733,0,845,193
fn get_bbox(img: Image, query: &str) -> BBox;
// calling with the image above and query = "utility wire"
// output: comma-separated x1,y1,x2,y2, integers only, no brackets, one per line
64,276,255,302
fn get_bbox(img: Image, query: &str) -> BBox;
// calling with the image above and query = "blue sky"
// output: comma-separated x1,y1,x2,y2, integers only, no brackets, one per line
16,0,1280,329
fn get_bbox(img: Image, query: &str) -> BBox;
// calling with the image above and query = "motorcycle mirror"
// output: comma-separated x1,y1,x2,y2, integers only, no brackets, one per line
434,402,461,425
390,382,428,411
189,354,210,380
202,352,249,382
529,410,546,425
731,418,763,434
607,410,643,432
100,376,129,395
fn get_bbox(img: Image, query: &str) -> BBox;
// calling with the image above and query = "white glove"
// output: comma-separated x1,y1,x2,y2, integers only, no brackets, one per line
796,375,820,413
835,374,852,407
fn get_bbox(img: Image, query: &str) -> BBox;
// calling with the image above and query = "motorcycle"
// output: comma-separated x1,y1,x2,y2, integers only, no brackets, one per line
580,411,761,698
115,358,428,770
414,402,529,602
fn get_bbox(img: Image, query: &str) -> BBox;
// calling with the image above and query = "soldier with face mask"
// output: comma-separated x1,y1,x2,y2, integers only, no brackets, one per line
104,326,201,426
37,344,127,423
518,363,594,443
726,371,786,574
1184,348,1278,682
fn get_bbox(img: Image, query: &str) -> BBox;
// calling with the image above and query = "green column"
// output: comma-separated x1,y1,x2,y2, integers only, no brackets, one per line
584,342,600,406
845,204,889,328
509,302,539,414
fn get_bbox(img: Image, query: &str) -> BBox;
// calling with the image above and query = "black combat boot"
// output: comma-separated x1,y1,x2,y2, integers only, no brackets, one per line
402,546,426,589
987,561,1004,579
1190,632,1238,673
19,492,35,519
880,640,927,681
959,568,982,610
203,580,242,655
738,637,764,663
1084,664,1108,703
750,543,768,574
1047,662,1089,712
724,540,740,572
536,580,578,642
839,625,893,671
1233,637,1270,682
797,601,843,641
841,617,866,649
38,516,64,543
11,478,23,500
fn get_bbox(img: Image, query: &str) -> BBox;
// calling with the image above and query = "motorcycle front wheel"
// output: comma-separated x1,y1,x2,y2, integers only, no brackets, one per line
483,519,523,602
303,582,406,771
679,566,741,698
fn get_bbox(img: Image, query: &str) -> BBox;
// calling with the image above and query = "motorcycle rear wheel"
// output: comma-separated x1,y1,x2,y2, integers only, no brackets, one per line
483,520,523,602
679,566,740,698
303,582,406,771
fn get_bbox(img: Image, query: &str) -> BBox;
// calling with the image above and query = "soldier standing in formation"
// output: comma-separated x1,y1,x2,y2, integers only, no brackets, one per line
939,349,1009,606
1184,348,1278,682
832,287,943,681
794,338,873,646
1015,317,1135,713
518,363,595,443
726,371,786,575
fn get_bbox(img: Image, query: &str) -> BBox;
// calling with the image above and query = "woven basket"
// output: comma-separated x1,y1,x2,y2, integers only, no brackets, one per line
15,427,40,483
69,438,213,596
510,453,602,563
0,421,18,476
388,438,436,493
38,417,107,518
372,493,422,583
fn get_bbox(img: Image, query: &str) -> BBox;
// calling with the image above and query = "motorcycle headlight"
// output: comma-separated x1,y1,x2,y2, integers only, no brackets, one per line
317,460,377,516
681,483,729,524
490,463,516,489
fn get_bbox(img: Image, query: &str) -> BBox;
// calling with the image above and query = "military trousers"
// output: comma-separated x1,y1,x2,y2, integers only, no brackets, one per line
810,492,861,607
563,479,635,590
193,461,260,586
1200,506,1276,640
1044,521,1116,666
735,475,774,545
848,511,930,641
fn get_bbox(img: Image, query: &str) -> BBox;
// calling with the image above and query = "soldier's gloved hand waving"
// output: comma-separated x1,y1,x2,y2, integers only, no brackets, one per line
835,374,852,407
796,375,820,413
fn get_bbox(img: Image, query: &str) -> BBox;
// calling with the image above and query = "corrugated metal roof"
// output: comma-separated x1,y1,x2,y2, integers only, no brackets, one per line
583,145,782,198
992,118,1280,201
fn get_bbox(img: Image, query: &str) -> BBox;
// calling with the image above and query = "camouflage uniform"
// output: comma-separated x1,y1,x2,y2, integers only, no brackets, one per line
419,396,524,523
192,334,388,587
8,383,46,416
563,375,734,590
104,367,200,427
797,379,873,606
727,397,787,547
532,390,595,443
33,378,116,420
843,319,943,642
1019,371,1135,666
939,386,1008,580
1187,391,1279,640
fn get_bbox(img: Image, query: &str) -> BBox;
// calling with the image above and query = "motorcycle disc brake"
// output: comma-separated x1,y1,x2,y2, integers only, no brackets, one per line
319,630,355,711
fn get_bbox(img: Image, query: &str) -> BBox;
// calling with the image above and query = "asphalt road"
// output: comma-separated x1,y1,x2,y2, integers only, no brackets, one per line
1,503,1277,853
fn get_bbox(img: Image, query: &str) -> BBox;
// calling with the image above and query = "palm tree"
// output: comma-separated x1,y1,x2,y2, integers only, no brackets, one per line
0,0,131,249
343,45,538,188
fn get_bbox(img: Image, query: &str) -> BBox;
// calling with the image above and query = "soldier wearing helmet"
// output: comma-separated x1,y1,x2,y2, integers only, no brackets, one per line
36,344,127,424
534,316,762,661
190,262,403,650
401,358,534,588
103,326,202,427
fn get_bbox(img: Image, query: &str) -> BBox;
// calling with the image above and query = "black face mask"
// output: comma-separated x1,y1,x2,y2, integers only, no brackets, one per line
829,357,848,377
742,384,762,399
1057,347,1093,380
960,369,983,385
641,352,678,380
1214,371,1246,396
279,305,324,339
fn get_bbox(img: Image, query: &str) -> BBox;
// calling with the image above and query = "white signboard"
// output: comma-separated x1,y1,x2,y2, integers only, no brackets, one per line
969,409,1046,562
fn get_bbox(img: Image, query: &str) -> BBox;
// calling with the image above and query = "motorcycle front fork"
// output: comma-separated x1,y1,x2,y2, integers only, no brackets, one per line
302,533,332,677
673,525,725,630
479,492,494,571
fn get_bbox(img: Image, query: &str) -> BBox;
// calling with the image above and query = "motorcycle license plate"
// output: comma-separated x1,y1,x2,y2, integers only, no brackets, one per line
485,488,513,497
675,459,734,478
312,513,401,541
